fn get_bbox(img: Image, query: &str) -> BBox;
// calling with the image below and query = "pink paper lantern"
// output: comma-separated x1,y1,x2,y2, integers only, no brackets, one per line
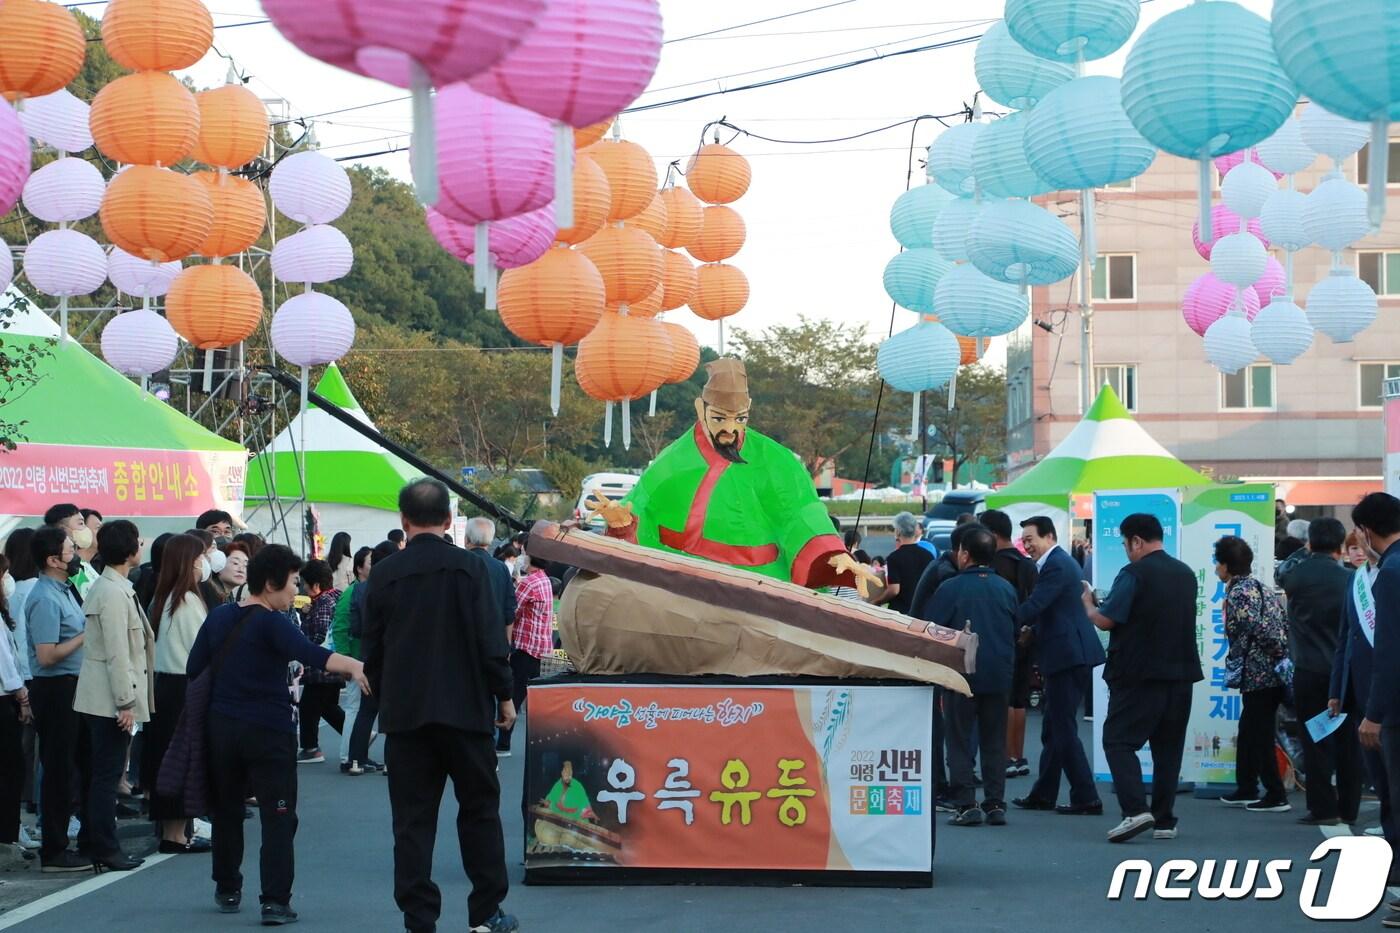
101,308,179,377
426,203,554,269
1251,256,1286,308
1182,272,1261,337
0,99,31,217
1214,147,1284,181
434,84,554,226
1192,204,1269,261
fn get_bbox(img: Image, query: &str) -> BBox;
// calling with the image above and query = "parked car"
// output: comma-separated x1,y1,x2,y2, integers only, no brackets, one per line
923,489,988,536
575,472,640,529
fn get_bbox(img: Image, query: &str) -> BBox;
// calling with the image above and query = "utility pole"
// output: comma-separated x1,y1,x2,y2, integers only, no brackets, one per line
1079,188,1095,413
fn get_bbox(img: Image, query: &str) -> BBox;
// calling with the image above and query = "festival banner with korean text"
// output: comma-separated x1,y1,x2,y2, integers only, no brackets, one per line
524,680,933,879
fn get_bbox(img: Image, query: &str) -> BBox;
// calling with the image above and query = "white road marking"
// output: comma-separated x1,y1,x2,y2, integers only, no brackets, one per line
0,854,174,930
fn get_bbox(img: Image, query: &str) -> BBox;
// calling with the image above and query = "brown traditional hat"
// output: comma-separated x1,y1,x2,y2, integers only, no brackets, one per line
701,358,750,411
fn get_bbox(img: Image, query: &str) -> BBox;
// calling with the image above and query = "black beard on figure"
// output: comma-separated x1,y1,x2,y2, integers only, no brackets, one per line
714,438,747,464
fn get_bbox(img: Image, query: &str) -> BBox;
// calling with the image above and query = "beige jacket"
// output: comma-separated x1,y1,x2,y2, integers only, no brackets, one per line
74,568,156,722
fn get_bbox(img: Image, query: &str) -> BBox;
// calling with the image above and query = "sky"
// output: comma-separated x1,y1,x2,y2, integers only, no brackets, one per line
82,0,1272,356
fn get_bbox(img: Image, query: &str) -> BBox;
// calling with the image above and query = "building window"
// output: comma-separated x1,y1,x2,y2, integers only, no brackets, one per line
1357,141,1400,186
1094,364,1137,411
1357,250,1400,295
1360,362,1400,408
1092,253,1136,302
1221,364,1274,411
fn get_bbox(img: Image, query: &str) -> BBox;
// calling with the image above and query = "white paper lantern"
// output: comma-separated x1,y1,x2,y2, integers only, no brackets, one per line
932,196,987,263
108,247,182,299
933,262,1028,337
1259,188,1310,251
1299,103,1371,162
23,229,106,297
1306,270,1377,343
1210,232,1267,287
1204,311,1258,374
22,156,105,223
269,151,352,225
1221,160,1276,219
926,123,983,197
271,224,353,284
271,290,356,366
0,237,11,292
1303,175,1370,251
967,199,1079,286
1256,117,1315,176
18,89,92,153
1250,298,1313,364
101,308,179,376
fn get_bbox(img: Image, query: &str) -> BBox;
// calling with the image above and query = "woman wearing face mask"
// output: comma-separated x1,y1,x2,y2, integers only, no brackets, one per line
143,534,212,853
186,529,226,610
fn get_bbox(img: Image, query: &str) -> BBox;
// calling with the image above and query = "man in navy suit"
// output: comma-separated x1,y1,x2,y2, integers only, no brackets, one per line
1350,493,1400,899
1012,516,1107,815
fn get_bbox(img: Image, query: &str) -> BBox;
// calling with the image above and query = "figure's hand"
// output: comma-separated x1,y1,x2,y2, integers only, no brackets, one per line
1081,580,1097,609
116,708,135,733
828,552,882,599
496,699,518,731
1327,698,1342,718
584,491,634,530
1360,717,1382,750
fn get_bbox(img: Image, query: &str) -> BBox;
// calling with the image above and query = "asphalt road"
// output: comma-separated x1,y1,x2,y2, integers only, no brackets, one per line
0,715,1389,933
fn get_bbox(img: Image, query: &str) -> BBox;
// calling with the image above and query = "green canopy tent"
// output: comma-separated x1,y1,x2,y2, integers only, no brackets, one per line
245,364,421,549
987,385,1210,536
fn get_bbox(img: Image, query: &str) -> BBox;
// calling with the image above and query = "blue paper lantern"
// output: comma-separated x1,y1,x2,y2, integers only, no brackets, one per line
1023,76,1156,190
972,111,1051,199
1121,1,1296,243
882,248,952,313
926,123,983,196
877,321,961,393
975,20,1076,109
932,196,990,263
1004,0,1140,63
967,199,1079,286
933,263,1029,337
889,184,955,250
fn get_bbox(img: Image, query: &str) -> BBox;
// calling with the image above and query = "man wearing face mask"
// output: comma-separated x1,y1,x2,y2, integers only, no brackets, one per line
25,525,91,872
43,504,97,601
587,359,877,594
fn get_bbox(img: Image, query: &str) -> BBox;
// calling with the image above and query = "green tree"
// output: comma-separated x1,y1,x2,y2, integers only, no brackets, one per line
0,292,55,451
921,363,1007,482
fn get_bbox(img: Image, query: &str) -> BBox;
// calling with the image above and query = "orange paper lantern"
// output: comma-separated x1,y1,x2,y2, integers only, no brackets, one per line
623,190,667,242
583,138,657,222
194,171,265,258
957,335,984,366
574,118,612,149
497,246,606,346
611,282,662,319
657,186,704,250
659,249,697,311
576,310,672,402
101,165,214,262
90,72,200,166
686,143,752,205
0,0,85,100
689,263,749,321
166,264,263,349
101,0,214,72
556,153,610,246
687,205,746,264
661,320,700,384
577,224,662,306
192,85,269,169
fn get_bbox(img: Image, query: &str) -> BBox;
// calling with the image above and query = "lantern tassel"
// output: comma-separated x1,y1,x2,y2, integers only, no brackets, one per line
473,224,490,292
554,122,574,231
550,343,563,416
485,267,498,310
604,401,614,447
1370,118,1389,231
409,59,439,206
911,391,919,438
622,399,632,450
649,389,657,417
1198,152,1212,244
948,369,958,410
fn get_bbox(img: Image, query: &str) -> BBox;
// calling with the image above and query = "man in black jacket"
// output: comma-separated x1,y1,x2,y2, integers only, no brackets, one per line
1279,517,1361,826
363,479,518,933
982,509,1038,778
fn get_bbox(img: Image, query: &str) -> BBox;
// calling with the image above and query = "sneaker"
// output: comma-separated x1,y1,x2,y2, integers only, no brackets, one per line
469,908,519,933
1382,915,1400,930
496,747,512,758
348,761,364,776
1107,813,1155,844
1153,826,1179,840
1244,797,1292,813
983,805,1007,826
41,850,92,873
1004,759,1021,778
216,890,242,914
949,806,985,826
934,796,958,813
296,749,324,765
93,852,144,872
1014,758,1031,776
1219,791,1259,807
1389,898,1399,912
260,903,298,926
16,826,39,850
362,759,383,772
1296,813,1341,826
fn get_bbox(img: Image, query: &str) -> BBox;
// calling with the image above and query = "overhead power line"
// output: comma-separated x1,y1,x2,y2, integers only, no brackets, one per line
664,0,860,43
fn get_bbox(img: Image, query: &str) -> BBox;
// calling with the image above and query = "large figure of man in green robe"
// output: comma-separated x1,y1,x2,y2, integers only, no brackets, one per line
589,359,873,592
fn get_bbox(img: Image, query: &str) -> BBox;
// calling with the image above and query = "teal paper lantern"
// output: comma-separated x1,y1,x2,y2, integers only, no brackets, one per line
975,20,1076,109
882,248,952,313
932,195,988,263
1121,1,1297,242
889,184,955,250
966,199,1078,286
927,123,983,196
1023,76,1156,190
972,111,1050,199
1004,0,1140,63
877,321,961,393
933,263,1029,337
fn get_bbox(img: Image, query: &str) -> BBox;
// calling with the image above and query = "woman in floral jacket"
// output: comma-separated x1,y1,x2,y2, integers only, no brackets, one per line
1216,535,1291,812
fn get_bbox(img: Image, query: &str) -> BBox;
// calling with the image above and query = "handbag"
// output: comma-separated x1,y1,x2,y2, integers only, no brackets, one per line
156,606,258,817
